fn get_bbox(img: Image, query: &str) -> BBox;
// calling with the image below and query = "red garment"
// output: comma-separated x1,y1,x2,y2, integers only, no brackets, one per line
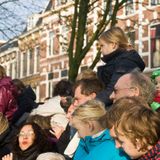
0,76,18,121
138,140,160,160
154,96,160,104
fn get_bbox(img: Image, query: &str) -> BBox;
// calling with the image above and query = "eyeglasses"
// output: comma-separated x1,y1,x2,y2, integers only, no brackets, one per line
113,87,134,94
18,131,35,137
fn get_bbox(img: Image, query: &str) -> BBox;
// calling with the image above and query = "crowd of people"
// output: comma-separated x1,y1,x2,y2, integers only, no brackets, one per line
0,26,160,160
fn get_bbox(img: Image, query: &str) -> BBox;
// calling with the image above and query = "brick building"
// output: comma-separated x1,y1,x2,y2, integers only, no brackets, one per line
0,0,160,102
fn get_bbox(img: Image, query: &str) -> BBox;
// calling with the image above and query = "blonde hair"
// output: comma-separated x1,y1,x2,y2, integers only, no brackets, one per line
72,100,107,128
0,65,6,79
36,152,65,160
0,112,9,134
99,27,129,49
76,69,97,81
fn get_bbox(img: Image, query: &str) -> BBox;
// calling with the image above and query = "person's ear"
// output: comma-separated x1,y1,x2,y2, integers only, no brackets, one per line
89,92,96,99
131,87,140,96
135,138,142,151
112,42,118,50
88,121,95,132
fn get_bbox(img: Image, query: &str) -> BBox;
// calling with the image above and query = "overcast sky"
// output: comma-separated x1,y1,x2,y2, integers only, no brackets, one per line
0,0,48,40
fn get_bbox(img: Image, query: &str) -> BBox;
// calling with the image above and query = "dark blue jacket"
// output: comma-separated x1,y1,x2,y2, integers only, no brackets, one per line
97,49,145,107
11,86,38,125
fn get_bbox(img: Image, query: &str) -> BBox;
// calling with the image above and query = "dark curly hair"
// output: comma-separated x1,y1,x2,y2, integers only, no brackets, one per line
53,79,73,97
13,122,53,154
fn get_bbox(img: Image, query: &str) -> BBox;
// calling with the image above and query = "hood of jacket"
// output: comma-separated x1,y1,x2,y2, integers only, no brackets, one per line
21,86,36,101
0,76,18,98
0,77,12,88
120,49,145,71
80,129,111,153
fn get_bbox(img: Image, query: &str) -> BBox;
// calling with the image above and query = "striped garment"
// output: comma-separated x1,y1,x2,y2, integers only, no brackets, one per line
138,140,160,160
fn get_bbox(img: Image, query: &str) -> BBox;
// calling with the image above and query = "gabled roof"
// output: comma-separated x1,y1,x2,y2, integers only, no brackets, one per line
0,38,18,53
44,0,53,12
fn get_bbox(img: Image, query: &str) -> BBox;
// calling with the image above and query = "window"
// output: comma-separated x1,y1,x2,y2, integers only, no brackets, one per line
151,0,160,5
127,30,135,47
61,69,68,77
34,46,40,73
48,31,54,56
18,52,21,78
9,63,12,77
29,49,34,75
23,53,27,77
48,72,54,80
10,62,17,78
48,81,53,98
150,24,160,68
125,0,134,15
103,1,113,17
60,25,69,54
56,0,67,6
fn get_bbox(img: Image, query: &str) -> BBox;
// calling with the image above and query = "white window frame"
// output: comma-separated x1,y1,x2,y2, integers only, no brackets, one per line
47,31,54,57
34,46,40,73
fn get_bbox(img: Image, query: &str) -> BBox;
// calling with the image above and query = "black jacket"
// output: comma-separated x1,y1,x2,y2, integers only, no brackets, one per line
0,128,13,159
97,49,145,107
11,86,38,125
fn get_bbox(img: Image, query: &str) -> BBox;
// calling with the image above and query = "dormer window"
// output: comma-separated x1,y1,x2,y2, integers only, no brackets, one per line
151,0,160,5
27,14,40,31
125,0,134,15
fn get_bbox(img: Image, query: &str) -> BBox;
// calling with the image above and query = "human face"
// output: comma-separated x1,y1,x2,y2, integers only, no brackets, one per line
155,76,160,95
110,74,137,103
73,86,93,107
70,117,91,138
99,39,117,56
116,133,144,159
18,125,35,151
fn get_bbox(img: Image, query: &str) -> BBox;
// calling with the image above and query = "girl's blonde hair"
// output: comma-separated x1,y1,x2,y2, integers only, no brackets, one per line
0,113,9,134
99,27,129,49
0,65,6,79
72,100,107,128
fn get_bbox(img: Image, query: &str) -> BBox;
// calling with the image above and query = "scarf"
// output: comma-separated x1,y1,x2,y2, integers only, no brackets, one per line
101,48,125,63
13,144,40,160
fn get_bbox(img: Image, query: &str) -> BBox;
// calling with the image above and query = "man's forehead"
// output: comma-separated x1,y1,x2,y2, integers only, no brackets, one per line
116,74,131,86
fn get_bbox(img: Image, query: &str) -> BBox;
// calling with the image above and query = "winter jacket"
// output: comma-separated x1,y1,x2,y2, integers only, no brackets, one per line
97,48,145,107
30,96,64,116
0,127,12,159
0,77,18,121
11,86,38,125
73,129,129,160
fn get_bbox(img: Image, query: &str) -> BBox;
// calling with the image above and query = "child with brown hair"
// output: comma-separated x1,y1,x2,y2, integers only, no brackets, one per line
114,101,160,159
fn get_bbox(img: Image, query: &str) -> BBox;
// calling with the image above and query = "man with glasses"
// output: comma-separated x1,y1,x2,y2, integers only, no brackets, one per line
110,70,155,104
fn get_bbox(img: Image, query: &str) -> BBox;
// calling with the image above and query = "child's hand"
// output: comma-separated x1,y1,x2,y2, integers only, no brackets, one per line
2,153,13,160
